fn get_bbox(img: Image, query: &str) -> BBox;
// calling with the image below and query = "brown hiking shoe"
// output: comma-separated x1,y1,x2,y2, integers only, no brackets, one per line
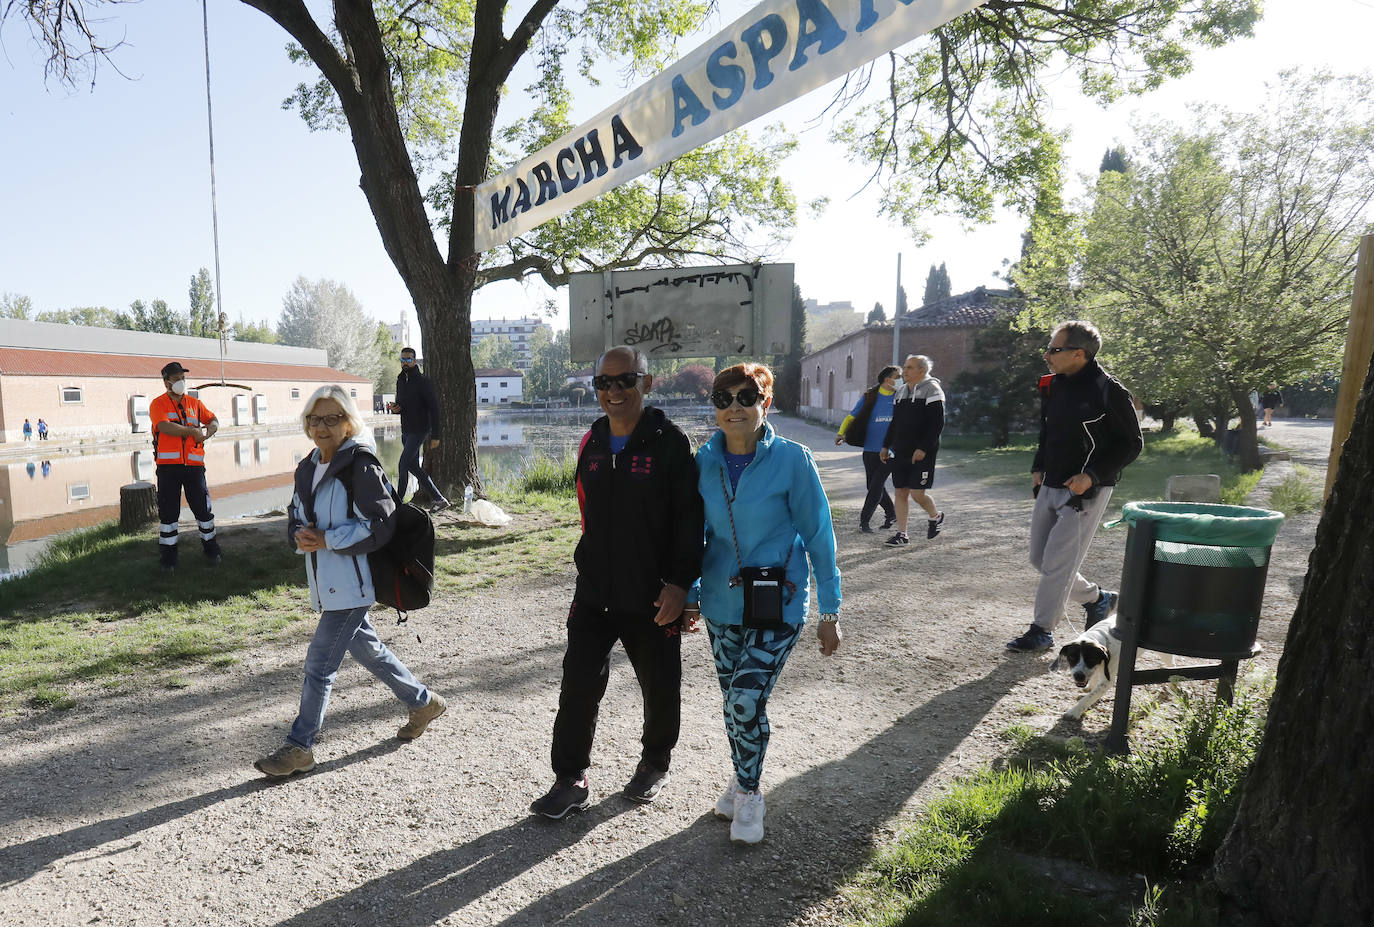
254,743,315,779
398,693,447,740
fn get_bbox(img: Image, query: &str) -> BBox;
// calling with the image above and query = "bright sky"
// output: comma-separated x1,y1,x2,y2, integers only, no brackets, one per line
2,0,1371,353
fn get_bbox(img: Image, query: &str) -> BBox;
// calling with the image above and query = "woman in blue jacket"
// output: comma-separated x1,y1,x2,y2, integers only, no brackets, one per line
687,363,842,844
834,365,900,532
254,386,446,778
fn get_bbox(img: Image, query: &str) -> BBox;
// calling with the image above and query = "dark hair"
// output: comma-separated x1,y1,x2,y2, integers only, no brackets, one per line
1052,321,1102,359
712,362,774,401
400,346,416,356
875,365,900,387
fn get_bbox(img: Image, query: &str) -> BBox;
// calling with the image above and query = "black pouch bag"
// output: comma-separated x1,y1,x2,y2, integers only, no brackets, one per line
737,565,788,630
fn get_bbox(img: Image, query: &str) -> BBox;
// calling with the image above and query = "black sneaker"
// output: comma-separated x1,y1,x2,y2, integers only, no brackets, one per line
1006,623,1055,653
428,499,451,514
927,512,945,539
530,777,591,820
880,515,896,529
623,762,670,804
1083,590,1118,628
884,532,909,547
859,524,875,534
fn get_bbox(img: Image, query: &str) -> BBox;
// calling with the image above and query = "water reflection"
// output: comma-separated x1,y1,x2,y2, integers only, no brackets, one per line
1,408,718,577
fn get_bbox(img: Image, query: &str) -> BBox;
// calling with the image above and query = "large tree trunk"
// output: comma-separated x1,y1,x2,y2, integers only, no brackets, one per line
1212,351,1374,925
1230,385,1262,472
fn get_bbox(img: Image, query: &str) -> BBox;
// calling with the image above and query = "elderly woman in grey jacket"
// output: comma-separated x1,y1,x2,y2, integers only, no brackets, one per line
254,386,446,778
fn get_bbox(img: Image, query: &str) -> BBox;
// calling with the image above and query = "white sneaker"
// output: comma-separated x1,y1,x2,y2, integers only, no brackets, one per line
714,777,741,820
729,790,766,844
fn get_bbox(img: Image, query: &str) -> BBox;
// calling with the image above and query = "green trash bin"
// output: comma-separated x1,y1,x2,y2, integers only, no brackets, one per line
1112,502,1285,659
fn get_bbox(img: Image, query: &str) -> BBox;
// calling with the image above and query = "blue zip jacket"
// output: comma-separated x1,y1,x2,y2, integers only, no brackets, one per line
287,438,398,612
691,421,841,625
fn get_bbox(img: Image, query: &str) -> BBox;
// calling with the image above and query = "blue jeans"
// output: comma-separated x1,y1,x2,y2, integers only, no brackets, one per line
397,433,446,503
287,605,430,749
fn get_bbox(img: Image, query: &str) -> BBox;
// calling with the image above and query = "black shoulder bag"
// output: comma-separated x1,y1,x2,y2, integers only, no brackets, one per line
843,388,878,448
719,467,795,630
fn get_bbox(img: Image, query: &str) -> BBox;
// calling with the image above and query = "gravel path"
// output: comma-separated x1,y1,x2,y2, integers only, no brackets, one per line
0,414,1323,926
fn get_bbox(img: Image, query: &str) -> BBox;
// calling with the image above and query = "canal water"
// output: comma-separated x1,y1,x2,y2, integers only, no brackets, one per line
0,408,721,579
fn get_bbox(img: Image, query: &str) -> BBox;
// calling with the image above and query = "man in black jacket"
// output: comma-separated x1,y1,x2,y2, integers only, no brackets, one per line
531,346,704,819
1008,321,1143,653
393,347,450,511
879,354,946,545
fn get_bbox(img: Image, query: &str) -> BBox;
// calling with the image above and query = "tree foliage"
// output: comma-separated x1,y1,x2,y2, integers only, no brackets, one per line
277,277,382,383
668,363,714,399
1024,71,1374,470
231,319,279,344
867,301,886,324
948,315,1040,445
525,326,574,400
1,293,34,319
118,297,185,335
187,267,219,339
835,0,1260,237
471,334,517,370
1099,145,1129,175
35,305,122,327
922,262,951,305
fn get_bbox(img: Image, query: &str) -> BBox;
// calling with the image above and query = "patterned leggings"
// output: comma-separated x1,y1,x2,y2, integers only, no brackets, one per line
705,620,802,792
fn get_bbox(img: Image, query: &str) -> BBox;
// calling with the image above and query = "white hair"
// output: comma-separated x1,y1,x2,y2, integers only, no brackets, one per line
906,354,933,374
301,385,373,447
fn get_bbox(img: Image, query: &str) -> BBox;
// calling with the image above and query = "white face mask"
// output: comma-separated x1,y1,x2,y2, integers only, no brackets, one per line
170,379,187,396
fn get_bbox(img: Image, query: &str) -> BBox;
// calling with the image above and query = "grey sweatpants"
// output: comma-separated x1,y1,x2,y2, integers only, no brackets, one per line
1028,485,1114,632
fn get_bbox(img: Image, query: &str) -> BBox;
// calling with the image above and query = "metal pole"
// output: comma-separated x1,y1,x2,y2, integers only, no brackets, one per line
891,253,902,367
202,0,227,327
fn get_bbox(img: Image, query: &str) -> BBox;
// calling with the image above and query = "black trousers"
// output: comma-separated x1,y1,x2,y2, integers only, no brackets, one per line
860,450,896,527
156,464,219,564
550,598,682,780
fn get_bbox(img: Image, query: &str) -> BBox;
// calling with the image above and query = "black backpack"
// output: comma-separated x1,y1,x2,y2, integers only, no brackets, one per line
332,449,436,621
843,387,879,448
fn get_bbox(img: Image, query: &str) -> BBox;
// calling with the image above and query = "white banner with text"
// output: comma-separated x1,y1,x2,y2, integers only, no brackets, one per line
474,0,986,252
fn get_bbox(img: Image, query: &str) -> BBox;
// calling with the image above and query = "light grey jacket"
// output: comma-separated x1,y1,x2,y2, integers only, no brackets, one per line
287,438,398,612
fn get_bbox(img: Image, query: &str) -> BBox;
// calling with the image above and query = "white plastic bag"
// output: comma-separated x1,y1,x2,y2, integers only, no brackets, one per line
469,498,512,526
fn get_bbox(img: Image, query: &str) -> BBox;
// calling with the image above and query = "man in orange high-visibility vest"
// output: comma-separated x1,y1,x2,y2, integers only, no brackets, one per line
150,361,222,572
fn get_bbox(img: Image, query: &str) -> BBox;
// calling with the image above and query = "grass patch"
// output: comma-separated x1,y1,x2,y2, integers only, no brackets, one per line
0,479,583,712
517,451,579,495
944,428,1258,513
840,678,1272,926
1267,465,1320,516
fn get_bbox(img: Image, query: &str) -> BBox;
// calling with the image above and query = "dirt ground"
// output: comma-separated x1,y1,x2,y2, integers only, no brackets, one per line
0,415,1326,926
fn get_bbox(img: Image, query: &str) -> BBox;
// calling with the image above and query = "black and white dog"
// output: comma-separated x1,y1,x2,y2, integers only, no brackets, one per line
1050,616,1172,720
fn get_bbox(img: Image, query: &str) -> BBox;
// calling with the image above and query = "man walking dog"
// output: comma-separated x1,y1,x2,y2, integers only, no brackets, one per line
1008,321,1142,653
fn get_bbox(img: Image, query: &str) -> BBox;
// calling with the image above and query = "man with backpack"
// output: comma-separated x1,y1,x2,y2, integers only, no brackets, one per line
530,346,704,819
1007,321,1143,653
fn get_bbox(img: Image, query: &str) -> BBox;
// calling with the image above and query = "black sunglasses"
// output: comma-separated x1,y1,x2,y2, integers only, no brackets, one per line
593,371,643,391
711,388,762,410
1044,345,1080,355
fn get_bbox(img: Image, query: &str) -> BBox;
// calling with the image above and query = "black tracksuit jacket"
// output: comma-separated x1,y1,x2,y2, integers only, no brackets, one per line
1032,359,1143,489
395,366,442,439
573,407,704,614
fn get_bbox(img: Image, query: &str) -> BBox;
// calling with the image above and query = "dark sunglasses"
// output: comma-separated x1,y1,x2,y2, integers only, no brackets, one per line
1044,345,1080,355
593,371,643,391
711,388,762,410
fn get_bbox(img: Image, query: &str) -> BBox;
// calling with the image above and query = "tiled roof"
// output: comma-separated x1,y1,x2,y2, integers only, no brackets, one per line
897,287,1022,328
474,367,524,377
0,347,369,382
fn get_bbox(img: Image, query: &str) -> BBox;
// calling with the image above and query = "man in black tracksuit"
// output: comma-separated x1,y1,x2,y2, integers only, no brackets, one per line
393,347,449,510
531,346,704,819
1007,320,1143,653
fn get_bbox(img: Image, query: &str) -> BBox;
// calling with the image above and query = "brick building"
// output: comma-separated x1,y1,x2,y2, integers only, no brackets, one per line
799,287,1020,425
0,319,372,443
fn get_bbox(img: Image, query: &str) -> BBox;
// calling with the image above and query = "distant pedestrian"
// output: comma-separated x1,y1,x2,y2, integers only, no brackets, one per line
37,419,48,441
255,385,446,779
151,361,222,572
1260,383,1283,427
834,365,900,533
394,348,451,512
1007,321,1142,654
22,419,31,441
879,355,946,545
